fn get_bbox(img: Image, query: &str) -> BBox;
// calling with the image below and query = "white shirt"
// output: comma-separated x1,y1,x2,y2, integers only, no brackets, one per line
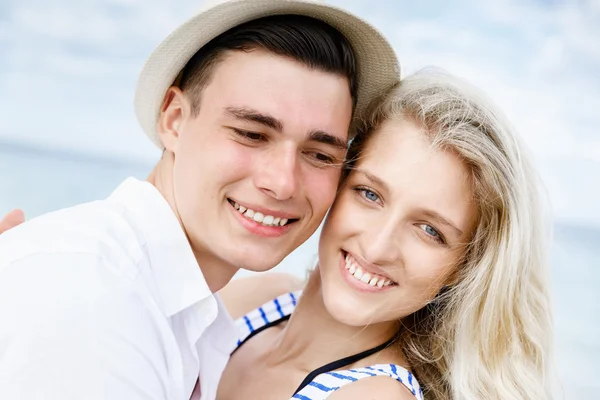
0,178,237,400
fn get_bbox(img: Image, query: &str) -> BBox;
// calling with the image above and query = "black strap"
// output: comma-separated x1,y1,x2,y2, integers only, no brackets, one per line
230,314,291,356
231,312,397,396
292,335,398,395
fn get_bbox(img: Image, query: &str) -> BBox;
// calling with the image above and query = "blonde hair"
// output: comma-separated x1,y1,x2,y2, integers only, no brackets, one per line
347,70,555,399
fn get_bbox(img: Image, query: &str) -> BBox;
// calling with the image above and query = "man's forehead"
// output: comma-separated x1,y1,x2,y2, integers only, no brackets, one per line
200,51,352,129
210,48,335,78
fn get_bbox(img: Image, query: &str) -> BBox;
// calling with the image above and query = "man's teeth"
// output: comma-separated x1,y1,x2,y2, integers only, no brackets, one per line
232,201,289,227
344,254,394,288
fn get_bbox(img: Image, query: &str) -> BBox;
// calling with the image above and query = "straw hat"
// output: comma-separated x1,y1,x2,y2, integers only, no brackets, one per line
134,0,400,148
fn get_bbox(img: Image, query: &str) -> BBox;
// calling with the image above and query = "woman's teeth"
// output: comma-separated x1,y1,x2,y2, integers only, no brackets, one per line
232,201,289,227
345,254,394,288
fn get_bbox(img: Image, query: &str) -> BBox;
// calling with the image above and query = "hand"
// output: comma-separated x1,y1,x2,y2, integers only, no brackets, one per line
0,209,25,234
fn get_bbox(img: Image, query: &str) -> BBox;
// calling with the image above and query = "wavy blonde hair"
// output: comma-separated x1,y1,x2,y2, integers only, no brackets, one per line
345,70,555,399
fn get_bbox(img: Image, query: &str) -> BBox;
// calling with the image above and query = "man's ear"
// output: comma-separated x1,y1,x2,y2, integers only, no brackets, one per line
157,86,186,152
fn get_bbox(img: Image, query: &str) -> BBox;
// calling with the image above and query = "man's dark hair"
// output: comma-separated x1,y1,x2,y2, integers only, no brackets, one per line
178,15,358,115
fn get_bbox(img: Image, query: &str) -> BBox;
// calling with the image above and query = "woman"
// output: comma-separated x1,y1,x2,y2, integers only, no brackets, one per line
217,70,554,399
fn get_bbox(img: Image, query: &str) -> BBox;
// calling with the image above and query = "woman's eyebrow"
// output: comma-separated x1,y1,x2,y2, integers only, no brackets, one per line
355,168,390,193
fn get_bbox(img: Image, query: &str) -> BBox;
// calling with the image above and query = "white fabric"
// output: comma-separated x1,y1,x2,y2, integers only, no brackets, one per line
0,177,237,400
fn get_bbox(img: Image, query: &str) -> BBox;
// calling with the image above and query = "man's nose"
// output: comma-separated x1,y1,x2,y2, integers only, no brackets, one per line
254,146,299,201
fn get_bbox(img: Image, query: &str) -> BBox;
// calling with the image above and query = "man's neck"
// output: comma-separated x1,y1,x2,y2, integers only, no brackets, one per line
147,155,239,293
189,243,239,293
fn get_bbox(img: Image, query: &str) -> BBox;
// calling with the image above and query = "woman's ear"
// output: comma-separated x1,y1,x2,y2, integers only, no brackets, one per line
157,87,186,152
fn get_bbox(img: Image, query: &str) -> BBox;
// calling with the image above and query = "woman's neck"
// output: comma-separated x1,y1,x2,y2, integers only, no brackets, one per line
266,267,400,372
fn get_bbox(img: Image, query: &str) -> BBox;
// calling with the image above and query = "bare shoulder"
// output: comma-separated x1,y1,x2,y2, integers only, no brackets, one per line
218,272,305,319
326,375,418,400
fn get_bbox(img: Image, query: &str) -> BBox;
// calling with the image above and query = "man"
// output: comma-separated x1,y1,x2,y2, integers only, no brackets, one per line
0,1,399,399
0,209,23,233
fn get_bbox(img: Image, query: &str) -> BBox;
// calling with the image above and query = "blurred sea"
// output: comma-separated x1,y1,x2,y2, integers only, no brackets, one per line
0,142,598,399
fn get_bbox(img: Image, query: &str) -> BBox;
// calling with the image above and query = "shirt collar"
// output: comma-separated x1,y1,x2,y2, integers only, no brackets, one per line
212,293,239,352
107,177,212,317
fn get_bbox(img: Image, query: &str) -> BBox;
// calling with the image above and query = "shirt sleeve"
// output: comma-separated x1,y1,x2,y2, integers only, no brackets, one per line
0,252,171,400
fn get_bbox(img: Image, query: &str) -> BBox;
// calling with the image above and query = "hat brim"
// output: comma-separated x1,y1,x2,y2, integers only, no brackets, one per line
134,0,400,148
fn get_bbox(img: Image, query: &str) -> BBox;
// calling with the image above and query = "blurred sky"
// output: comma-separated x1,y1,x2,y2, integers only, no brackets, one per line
0,0,599,227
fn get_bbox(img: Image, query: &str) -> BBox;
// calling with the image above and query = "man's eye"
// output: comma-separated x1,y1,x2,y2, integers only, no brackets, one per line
304,151,336,166
233,129,264,142
313,153,334,164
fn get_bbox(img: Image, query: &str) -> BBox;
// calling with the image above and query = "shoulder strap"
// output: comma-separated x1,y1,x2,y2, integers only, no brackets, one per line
292,363,423,400
232,290,301,354
292,336,396,395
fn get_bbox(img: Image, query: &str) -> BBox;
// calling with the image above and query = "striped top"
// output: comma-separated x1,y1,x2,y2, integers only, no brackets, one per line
234,291,424,400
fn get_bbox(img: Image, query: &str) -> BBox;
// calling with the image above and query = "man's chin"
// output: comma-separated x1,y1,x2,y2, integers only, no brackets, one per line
234,255,286,273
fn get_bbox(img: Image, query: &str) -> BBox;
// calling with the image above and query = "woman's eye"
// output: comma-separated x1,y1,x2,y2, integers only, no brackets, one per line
417,224,445,244
424,225,439,237
358,188,380,203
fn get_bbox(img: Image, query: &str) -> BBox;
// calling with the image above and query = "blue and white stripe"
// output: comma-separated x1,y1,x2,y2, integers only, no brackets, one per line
291,363,424,400
236,290,301,346
234,291,423,400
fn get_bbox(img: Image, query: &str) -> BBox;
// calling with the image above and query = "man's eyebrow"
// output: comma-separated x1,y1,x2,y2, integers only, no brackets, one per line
225,107,283,132
225,107,348,151
307,130,348,151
